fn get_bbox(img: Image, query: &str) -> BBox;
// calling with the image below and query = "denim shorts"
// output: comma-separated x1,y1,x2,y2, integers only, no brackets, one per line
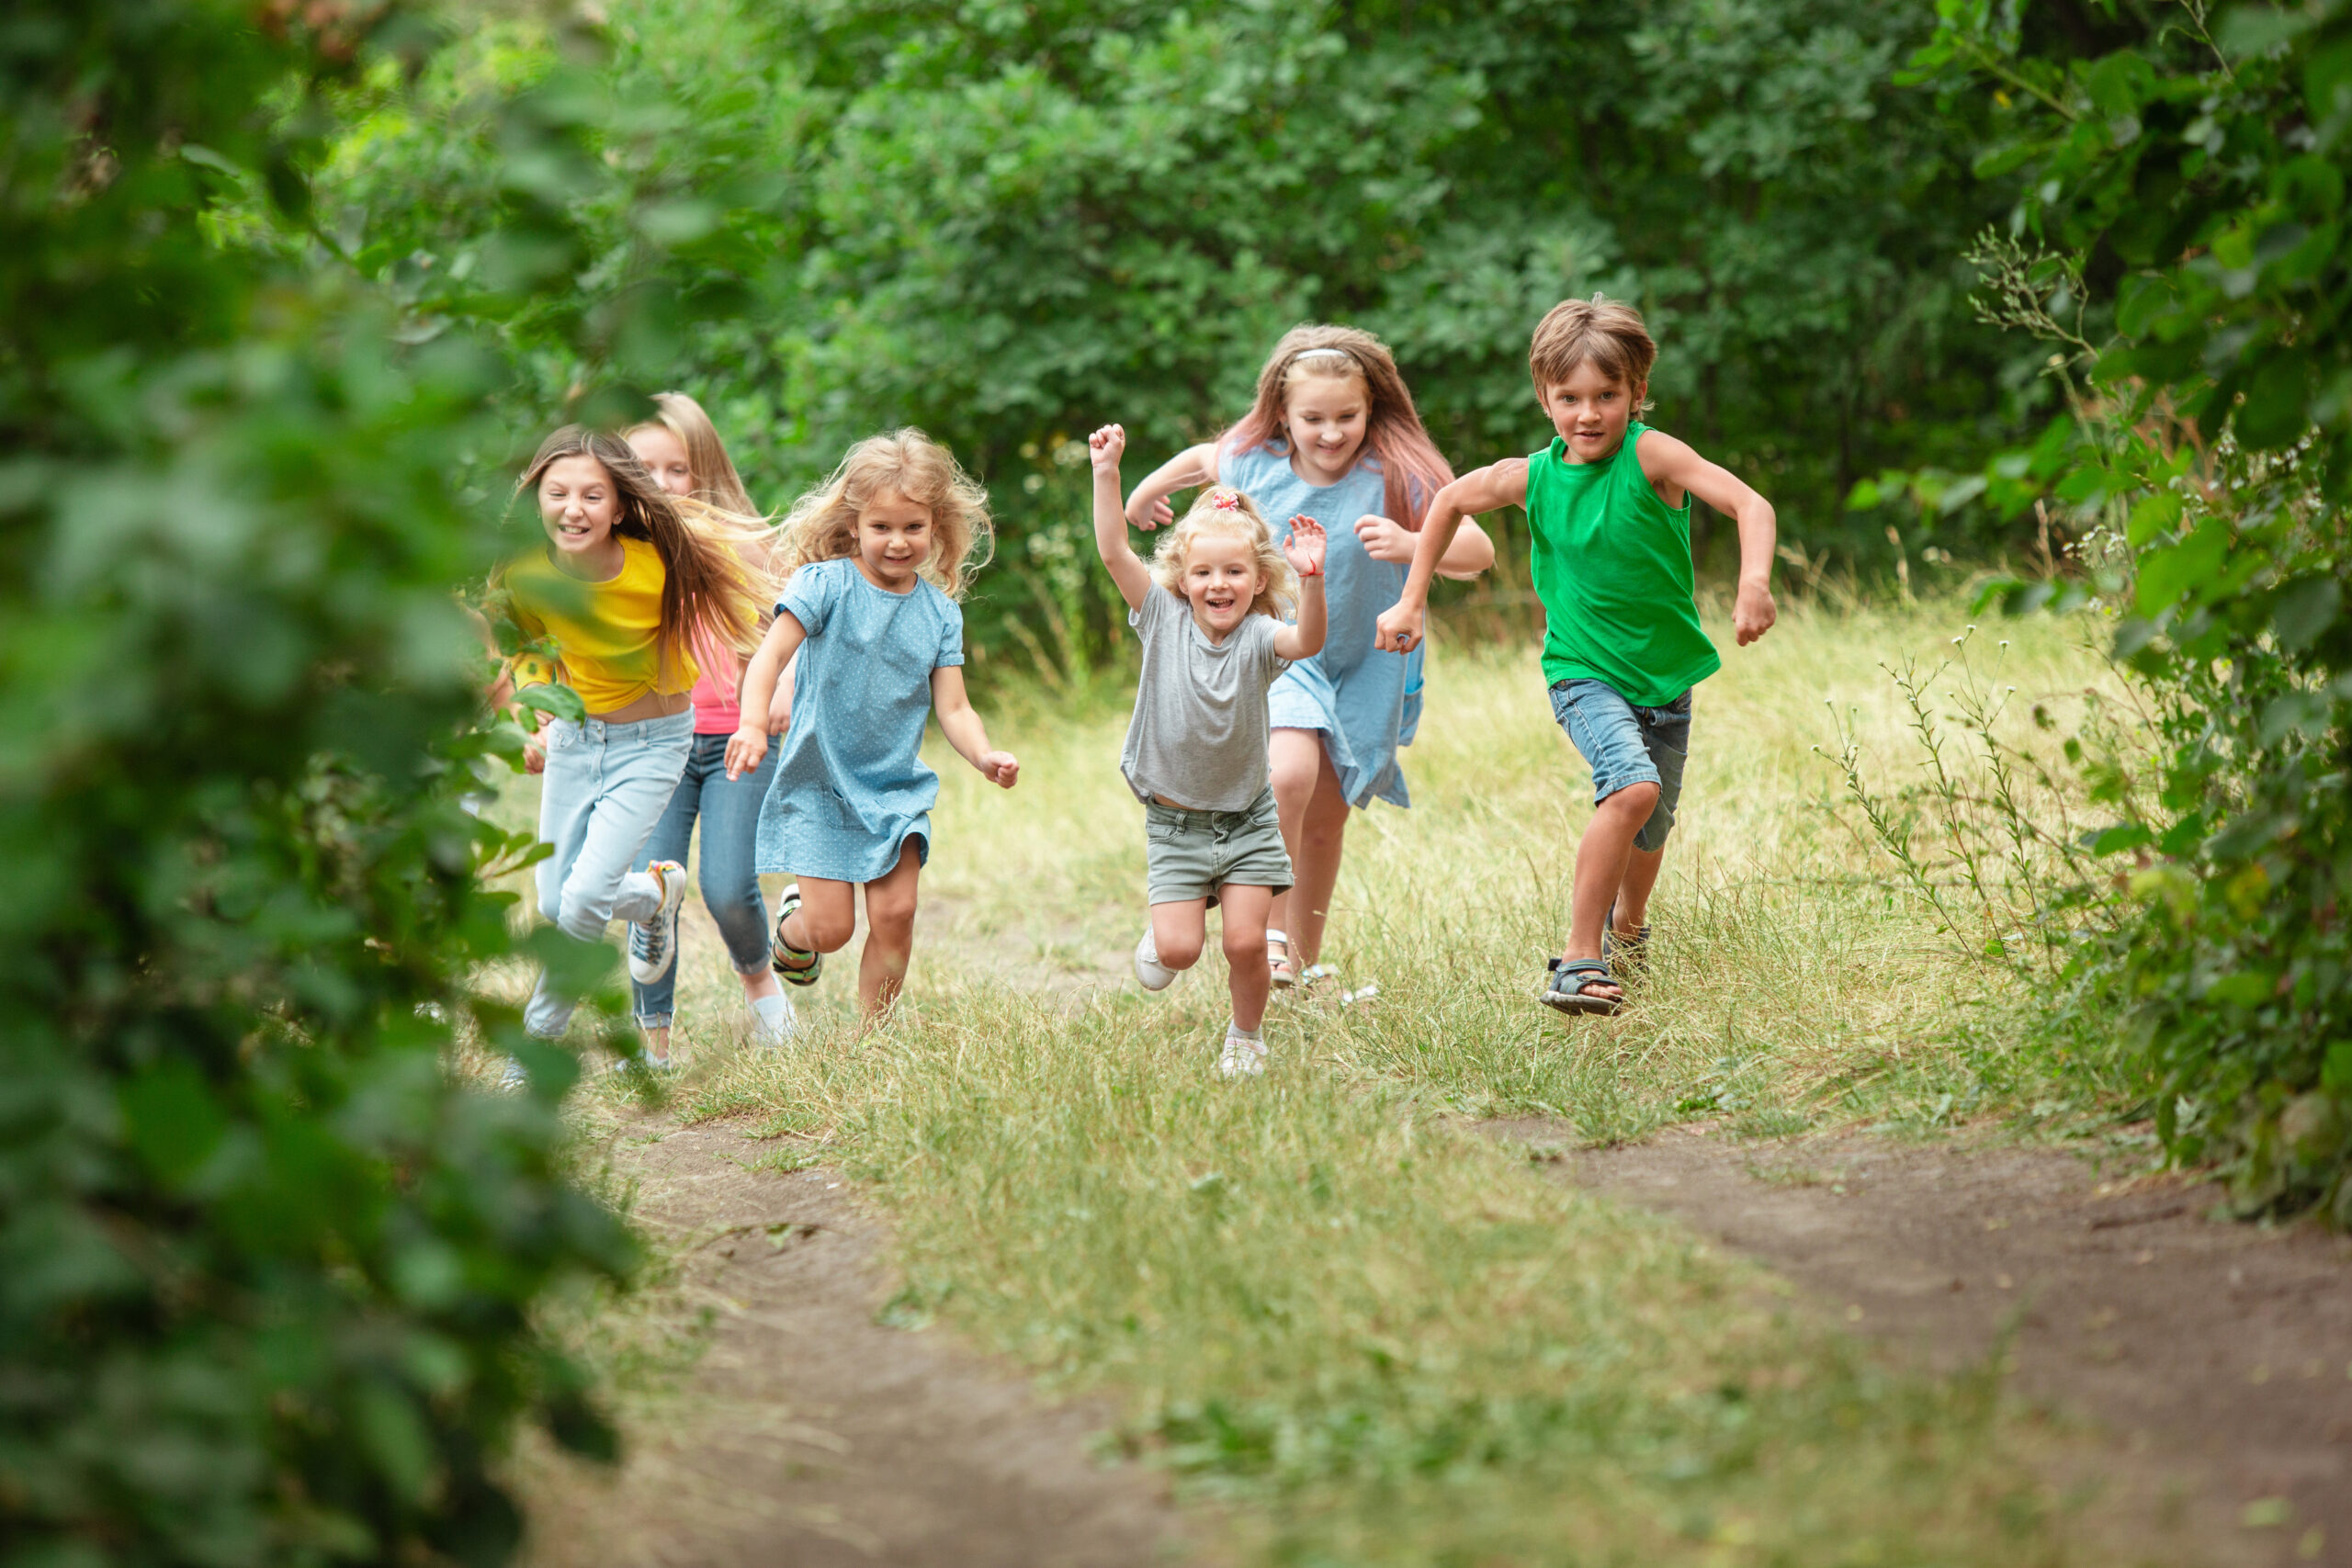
1144,784,1294,905
1548,679,1691,852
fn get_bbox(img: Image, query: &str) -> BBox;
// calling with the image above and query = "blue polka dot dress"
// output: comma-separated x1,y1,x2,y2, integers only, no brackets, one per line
753,558,966,884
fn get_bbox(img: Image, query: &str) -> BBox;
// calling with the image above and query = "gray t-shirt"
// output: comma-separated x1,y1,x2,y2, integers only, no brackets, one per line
1119,586,1290,812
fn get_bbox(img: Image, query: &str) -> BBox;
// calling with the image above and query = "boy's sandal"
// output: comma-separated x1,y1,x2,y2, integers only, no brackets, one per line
770,886,822,987
1602,903,1653,976
1267,929,1297,987
1542,957,1625,1017
1295,963,1338,989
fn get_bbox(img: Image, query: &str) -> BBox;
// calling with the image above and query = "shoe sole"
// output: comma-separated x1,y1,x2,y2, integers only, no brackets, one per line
629,863,687,985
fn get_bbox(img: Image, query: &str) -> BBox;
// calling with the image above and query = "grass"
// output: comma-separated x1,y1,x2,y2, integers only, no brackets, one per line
504,592,2159,1564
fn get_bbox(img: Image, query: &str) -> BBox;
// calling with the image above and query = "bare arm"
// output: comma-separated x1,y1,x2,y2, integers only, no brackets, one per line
930,667,1019,788
1088,424,1154,611
1372,459,1532,655
724,610,808,780
1637,430,1778,646
1271,517,1329,661
1124,441,1218,529
1354,513,1498,580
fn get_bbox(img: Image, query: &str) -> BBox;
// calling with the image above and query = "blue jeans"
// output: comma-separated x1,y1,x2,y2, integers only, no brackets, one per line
1548,679,1691,853
630,732,777,1028
526,710,695,1039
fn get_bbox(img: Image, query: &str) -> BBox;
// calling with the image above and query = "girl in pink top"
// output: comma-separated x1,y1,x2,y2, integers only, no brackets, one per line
624,393,793,1060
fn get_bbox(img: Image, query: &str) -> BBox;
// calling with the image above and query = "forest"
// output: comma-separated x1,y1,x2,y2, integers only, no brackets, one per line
8,0,2352,1562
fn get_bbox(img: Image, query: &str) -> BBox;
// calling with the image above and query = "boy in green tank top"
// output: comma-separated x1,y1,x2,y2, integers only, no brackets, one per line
1374,296,1778,1015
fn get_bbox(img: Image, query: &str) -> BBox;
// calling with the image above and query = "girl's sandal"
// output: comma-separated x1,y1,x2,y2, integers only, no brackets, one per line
770,885,823,987
1267,929,1298,988
1295,963,1338,989
1542,957,1625,1017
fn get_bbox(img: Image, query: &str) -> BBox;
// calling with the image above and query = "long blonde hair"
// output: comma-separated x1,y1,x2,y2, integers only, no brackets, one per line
1221,323,1454,528
773,428,992,601
630,390,762,516
503,425,769,684
1148,486,1297,620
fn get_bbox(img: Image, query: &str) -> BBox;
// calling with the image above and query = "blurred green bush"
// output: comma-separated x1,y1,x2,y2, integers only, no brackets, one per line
0,3,647,1562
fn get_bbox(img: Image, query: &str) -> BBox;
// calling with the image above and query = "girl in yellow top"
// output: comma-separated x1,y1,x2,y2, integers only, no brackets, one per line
492,425,764,1064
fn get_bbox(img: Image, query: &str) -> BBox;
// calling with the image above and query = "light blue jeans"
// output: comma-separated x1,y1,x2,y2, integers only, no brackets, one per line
526,709,695,1039
1548,679,1692,853
630,732,776,1029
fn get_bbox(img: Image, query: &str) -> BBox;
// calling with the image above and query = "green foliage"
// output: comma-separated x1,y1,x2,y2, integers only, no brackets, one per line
1,3,654,1562
1905,0,2352,1220
317,0,2045,673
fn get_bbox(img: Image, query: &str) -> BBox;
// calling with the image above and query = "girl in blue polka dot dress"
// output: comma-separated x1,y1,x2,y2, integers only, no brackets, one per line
726,430,1019,1021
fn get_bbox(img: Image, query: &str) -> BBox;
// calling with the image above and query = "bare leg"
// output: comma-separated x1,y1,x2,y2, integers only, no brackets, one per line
1148,899,1209,974
855,844,923,1020
639,1023,672,1063
1560,784,1660,1003
1615,843,1667,934
1216,884,1275,1032
1269,730,1350,968
782,874,857,953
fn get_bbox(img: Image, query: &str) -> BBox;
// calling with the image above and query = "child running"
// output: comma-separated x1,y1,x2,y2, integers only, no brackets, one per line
492,426,765,1071
725,429,1017,1021
1090,423,1328,1078
622,392,792,1064
1373,296,1778,1014
1124,325,1493,992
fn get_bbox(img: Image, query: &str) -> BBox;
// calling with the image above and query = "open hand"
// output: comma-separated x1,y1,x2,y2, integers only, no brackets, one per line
724,725,769,782
1283,515,1328,579
1734,580,1778,647
1089,423,1125,473
1354,513,1416,564
1373,598,1425,656
980,750,1020,788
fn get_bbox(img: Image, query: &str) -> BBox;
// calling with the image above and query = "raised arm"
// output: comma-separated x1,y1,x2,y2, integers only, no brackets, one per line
930,667,1019,788
1271,516,1329,661
1637,430,1778,646
1371,459,1531,655
724,609,808,780
1124,440,1218,530
1089,424,1154,611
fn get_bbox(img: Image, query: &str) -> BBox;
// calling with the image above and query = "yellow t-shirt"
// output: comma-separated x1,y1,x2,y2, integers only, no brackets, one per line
501,536,698,714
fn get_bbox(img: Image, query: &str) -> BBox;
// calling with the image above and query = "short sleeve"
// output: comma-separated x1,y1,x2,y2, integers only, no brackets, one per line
778,560,835,637
1253,612,1291,680
1128,582,1176,642
933,593,966,669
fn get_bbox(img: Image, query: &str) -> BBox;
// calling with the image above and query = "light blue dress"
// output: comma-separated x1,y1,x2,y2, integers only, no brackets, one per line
754,558,966,883
1221,440,1425,808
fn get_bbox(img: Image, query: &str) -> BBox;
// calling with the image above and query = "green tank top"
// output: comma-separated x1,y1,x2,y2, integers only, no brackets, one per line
1524,423,1721,707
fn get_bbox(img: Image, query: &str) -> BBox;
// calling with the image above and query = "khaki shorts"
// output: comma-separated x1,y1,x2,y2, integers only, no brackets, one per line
1144,785,1293,905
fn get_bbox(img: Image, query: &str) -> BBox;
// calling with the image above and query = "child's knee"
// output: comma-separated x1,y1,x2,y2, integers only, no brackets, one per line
798,902,857,953
1600,779,1661,819
1220,922,1265,966
865,891,918,946
1156,928,1205,970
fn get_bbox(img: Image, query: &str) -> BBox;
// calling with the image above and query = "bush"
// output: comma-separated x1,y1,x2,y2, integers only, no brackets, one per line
1,3,643,1562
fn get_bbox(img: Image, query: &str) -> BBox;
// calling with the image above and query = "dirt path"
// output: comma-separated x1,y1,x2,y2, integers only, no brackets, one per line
1491,1120,2352,1567
522,1115,1189,1568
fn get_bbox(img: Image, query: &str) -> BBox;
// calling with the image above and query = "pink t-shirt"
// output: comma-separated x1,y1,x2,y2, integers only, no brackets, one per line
690,626,743,734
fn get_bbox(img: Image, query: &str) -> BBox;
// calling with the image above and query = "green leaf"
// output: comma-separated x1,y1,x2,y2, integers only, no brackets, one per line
2134,520,2231,615
2324,1042,2352,1092
517,684,587,723
2127,491,2184,546
2271,576,2339,650
2208,971,2276,1007
2091,823,2154,856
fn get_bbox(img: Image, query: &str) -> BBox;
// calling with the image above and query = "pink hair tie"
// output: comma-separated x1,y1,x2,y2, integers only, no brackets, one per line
1212,491,1240,511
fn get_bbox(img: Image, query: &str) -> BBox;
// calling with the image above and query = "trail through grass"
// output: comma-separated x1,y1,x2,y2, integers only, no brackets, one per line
525,597,2155,1564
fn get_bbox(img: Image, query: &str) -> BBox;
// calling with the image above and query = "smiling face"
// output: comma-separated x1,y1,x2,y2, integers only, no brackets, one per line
537,453,627,576
854,488,934,590
1179,529,1265,640
628,423,695,498
1539,361,1642,464
1281,371,1369,485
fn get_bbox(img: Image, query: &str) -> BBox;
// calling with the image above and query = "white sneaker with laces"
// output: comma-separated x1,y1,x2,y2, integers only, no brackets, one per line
1216,1032,1267,1079
750,991,792,1045
628,861,689,985
1134,929,1176,992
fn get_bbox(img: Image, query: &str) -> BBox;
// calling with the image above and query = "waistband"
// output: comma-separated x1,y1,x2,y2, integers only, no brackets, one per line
1143,783,1276,828
548,707,696,743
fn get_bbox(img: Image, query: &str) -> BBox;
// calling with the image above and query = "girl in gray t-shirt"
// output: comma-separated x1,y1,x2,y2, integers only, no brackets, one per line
1089,423,1327,1079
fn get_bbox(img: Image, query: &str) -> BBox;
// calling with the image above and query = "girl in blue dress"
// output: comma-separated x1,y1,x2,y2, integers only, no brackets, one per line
1125,326,1496,987
726,429,1019,1021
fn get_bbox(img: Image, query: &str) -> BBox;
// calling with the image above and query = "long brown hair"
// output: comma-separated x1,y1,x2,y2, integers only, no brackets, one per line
507,425,766,686
1220,323,1453,527
773,428,993,601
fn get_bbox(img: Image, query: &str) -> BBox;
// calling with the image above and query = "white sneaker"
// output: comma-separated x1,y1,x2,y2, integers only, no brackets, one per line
1216,1032,1267,1079
749,991,793,1045
1134,929,1176,992
496,1055,529,1092
628,861,688,985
